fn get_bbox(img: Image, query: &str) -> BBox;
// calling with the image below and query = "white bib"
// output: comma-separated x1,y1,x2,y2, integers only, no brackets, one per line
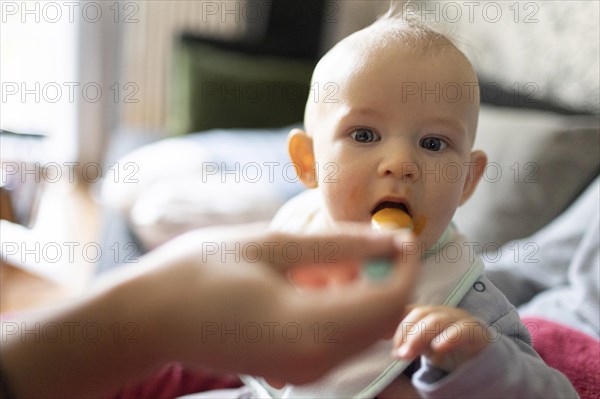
244,190,484,399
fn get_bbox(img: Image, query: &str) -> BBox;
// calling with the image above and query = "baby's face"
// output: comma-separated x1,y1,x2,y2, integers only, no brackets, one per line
302,45,485,251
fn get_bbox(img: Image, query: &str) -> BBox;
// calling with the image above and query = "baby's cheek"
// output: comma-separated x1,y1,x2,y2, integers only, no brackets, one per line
323,183,361,221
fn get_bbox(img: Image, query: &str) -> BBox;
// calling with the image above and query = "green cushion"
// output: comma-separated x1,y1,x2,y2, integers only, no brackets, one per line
169,41,316,135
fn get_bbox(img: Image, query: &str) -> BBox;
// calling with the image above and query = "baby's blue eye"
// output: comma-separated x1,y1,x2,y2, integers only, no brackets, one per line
420,137,447,151
351,129,378,143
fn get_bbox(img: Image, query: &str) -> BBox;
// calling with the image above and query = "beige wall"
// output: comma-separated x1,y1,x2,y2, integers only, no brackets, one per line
119,0,247,132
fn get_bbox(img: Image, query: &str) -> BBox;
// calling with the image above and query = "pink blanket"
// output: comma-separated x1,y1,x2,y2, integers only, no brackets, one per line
523,317,599,399
108,317,598,399
109,364,241,399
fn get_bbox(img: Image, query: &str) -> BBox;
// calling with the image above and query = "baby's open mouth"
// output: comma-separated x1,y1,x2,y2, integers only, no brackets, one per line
371,201,411,217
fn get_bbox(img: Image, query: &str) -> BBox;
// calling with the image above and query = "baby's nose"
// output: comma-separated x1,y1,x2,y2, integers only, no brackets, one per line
377,149,420,180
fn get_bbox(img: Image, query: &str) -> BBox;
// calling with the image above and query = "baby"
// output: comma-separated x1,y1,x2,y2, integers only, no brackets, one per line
194,10,577,399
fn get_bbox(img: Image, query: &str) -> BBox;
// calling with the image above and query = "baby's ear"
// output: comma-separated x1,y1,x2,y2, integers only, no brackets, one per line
459,150,487,206
288,128,318,188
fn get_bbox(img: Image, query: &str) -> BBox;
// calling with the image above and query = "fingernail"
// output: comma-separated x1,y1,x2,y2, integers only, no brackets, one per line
393,344,410,359
393,230,412,247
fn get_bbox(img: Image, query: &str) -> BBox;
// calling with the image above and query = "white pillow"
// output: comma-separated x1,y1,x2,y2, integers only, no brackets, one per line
129,175,287,249
101,128,302,249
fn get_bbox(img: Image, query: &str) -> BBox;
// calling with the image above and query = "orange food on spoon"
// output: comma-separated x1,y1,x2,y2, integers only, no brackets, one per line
371,207,414,231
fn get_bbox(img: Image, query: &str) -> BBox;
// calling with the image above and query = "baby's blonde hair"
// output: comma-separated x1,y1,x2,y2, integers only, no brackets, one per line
364,4,461,54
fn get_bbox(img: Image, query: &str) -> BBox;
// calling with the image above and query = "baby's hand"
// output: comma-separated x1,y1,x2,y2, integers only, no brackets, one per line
392,306,490,372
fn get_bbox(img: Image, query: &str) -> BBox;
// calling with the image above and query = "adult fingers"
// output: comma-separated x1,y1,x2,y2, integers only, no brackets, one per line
285,236,422,368
254,225,405,272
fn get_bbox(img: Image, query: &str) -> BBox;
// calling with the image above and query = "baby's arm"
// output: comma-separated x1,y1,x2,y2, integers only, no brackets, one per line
392,303,578,398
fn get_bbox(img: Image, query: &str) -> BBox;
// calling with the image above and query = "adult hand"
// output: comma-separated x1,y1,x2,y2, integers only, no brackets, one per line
1,223,420,398
144,224,421,383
